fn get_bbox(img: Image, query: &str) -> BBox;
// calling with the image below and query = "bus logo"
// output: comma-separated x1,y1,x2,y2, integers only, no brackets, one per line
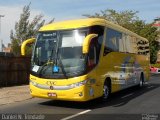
46,81,56,86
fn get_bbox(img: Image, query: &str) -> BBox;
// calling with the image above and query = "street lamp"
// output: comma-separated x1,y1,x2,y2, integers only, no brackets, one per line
0,15,4,52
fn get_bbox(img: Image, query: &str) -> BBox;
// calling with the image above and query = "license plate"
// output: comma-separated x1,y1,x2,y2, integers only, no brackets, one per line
48,92,57,97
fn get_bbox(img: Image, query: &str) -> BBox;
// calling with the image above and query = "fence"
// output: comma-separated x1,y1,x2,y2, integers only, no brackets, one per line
0,55,31,87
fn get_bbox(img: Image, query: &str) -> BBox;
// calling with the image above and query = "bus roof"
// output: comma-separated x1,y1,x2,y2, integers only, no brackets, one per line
39,18,106,31
39,18,148,42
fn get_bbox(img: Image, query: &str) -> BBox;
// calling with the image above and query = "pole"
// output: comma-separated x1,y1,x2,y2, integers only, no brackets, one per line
0,15,4,52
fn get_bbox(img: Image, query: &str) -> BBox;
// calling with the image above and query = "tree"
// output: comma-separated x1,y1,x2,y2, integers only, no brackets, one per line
83,9,159,63
10,3,54,56
83,9,139,26
137,23,159,63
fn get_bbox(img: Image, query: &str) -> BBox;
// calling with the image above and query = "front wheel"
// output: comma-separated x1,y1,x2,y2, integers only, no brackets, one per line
102,81,111,101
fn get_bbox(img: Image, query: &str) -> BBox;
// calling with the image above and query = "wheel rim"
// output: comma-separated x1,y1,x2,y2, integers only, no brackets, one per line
103,85,109,99
139,79,143,87
140,77,143,87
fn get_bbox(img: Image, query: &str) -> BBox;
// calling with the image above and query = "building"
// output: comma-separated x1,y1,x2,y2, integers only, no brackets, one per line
0,39,2,52
153,17,160,31
2,43,11,53
153,17,160,63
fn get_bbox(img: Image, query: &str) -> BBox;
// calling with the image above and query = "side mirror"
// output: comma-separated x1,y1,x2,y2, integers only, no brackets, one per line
82,34,98,54
21,38,36,56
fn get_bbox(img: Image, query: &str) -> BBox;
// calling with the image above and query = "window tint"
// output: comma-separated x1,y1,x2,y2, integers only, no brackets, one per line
104,28,122,55
103,28,149,55
125,35,136,53
88,44,96,65
89,25,104,62
87,41,97,71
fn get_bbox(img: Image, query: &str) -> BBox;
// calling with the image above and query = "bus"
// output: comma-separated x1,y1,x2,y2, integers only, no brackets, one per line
21,18,150,101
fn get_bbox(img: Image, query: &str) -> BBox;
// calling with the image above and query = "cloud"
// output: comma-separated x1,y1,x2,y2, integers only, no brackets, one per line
0,5,52,46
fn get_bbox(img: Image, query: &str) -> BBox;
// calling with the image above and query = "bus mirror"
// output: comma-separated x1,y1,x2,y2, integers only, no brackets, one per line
21,38,36,56
82,34,98,54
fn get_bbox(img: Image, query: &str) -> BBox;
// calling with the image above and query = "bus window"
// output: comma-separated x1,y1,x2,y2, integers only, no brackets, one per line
89,25,104,62
104,28,122,55
87,40,98,72
126,35,134,53
88,43,96,67
119,33,127,52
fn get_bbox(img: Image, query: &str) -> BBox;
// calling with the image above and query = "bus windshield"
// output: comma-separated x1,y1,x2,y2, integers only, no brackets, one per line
31,28,88,79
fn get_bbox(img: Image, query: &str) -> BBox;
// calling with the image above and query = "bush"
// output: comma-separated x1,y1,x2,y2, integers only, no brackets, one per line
151,64,160,68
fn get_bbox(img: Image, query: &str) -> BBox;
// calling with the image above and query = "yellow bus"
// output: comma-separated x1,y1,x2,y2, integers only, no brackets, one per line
21,18,150,101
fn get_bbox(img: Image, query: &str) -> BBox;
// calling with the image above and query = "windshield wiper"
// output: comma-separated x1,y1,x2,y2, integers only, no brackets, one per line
56,56,68,79
54,45,68,79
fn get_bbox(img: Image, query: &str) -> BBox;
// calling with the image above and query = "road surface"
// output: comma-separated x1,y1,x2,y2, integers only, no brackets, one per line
0,75,160,120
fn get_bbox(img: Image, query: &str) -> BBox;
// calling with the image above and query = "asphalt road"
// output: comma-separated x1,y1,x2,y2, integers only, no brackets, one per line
0,75,160,120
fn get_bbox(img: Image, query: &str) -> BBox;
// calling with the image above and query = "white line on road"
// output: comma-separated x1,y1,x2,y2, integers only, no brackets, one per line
147,86,154,89
60,110,91,120
121,93,134,99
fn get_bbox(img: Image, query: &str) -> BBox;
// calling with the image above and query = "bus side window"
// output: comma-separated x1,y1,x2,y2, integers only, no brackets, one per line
89,25,104,62
104,28,122,56
88,42,97,68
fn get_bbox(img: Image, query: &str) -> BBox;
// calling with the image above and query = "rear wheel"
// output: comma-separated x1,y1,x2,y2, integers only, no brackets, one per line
139,74,144,88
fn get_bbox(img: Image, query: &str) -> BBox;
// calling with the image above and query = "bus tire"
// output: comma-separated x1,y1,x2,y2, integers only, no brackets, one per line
102,79,111,101
139,73,144,88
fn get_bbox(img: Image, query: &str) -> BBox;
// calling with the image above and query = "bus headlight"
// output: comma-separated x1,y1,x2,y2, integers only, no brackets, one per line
68,78,96,88
30,80,38,86
69,80,87,88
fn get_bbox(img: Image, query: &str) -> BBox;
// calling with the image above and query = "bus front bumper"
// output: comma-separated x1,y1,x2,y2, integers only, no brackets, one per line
30,84,95,102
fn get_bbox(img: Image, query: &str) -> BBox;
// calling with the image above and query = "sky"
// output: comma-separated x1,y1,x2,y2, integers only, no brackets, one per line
0,0,160,46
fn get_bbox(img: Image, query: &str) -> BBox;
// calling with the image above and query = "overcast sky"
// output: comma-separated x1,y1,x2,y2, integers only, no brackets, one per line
0,0,160,46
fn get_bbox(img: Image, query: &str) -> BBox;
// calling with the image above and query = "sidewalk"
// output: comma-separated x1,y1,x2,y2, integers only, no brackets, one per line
0,85,32,106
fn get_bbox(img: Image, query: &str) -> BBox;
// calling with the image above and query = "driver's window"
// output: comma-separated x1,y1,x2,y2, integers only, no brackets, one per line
88,43,96,67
